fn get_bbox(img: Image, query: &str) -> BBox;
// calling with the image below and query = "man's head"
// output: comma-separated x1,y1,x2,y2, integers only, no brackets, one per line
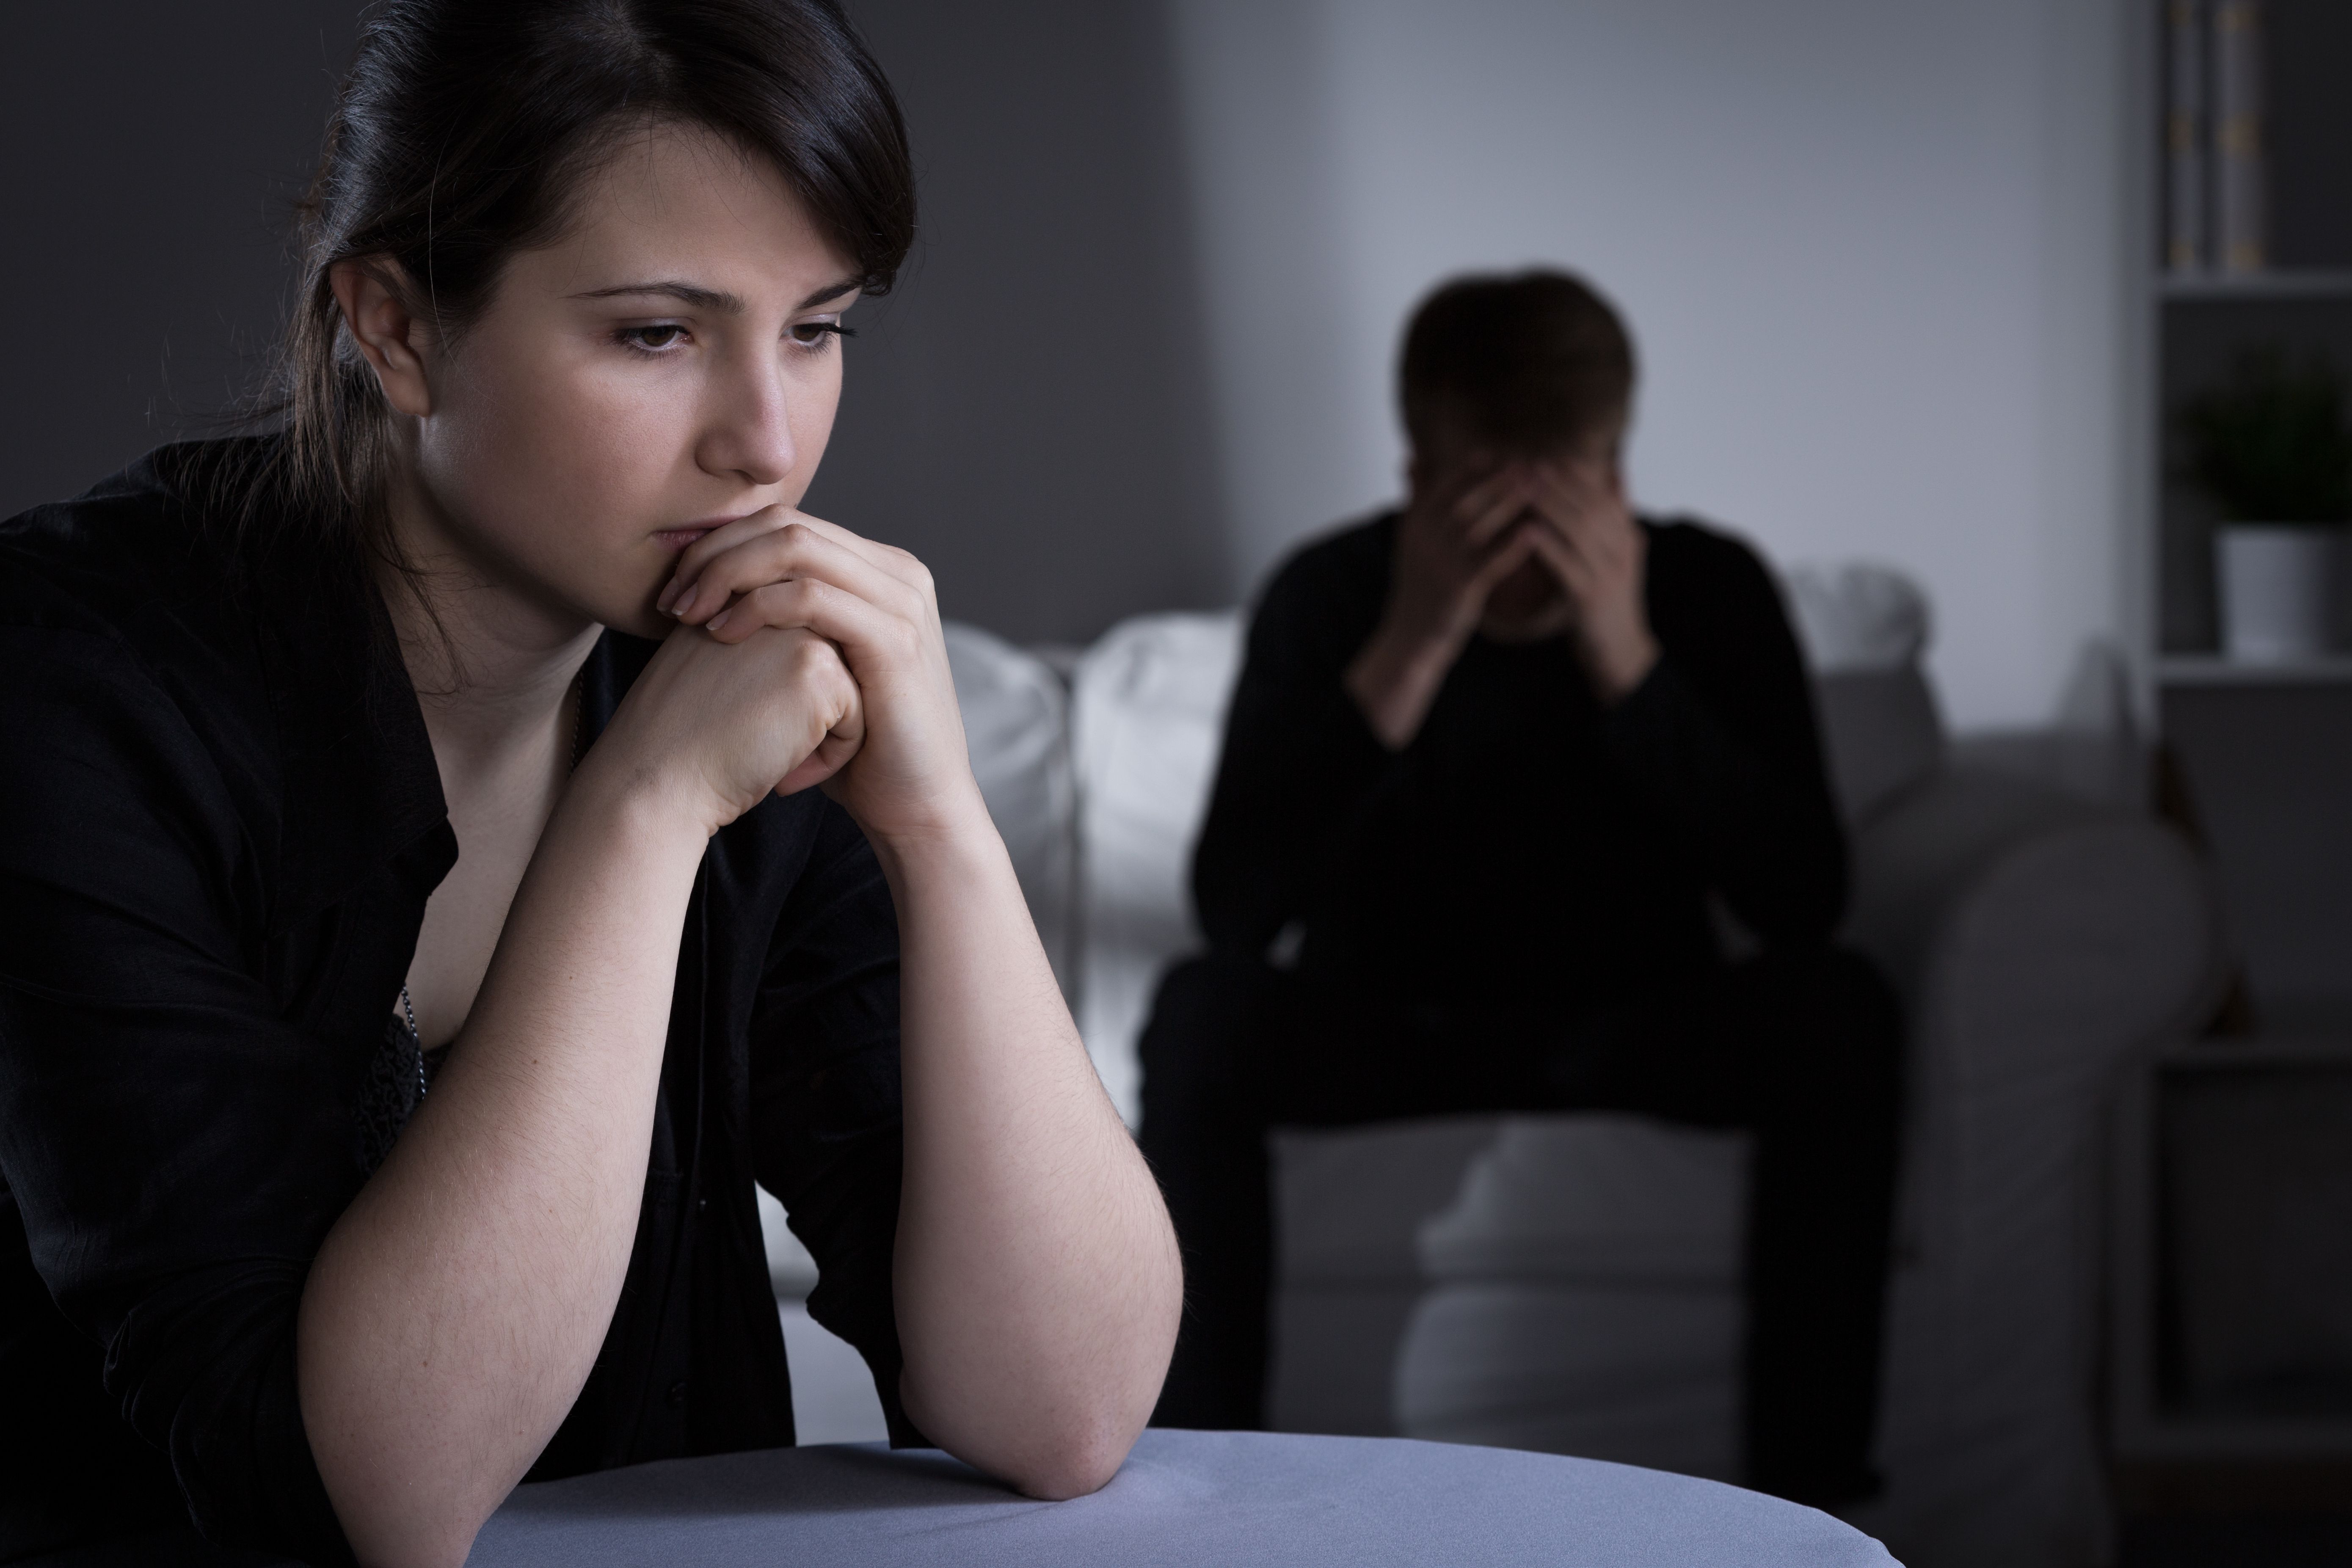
1397,270,1638,639
1399,269,1635,488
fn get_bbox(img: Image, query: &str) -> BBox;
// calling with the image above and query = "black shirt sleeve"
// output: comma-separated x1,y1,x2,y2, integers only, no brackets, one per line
1191,525,1401,958
1603,526,1848,945
744,799,926,1447
1191,517,1846,975
0,626,356,1565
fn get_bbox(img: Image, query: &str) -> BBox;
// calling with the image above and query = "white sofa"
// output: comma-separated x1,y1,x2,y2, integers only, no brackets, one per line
911,573,2223,1568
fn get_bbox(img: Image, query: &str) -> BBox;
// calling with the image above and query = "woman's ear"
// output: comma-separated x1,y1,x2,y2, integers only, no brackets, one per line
328,259,434,419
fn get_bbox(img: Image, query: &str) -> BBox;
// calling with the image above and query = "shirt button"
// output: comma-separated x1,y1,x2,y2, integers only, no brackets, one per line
667,1381,689,1409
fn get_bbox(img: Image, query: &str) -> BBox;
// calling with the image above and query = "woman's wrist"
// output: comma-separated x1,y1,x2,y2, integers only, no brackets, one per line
858,783,1001,885
562,744,729,862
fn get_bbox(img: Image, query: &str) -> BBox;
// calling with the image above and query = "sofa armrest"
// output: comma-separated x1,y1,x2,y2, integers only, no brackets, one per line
1847,766,2221,1045
1841,766,2225,1567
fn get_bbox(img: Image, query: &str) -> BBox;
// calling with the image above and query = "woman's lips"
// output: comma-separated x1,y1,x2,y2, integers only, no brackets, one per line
653,527,715,554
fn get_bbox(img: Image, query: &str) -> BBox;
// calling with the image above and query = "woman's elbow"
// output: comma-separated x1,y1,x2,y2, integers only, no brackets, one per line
1004,1413,1144,1500
913,1370,1158,1502
1014,1325,1175,1499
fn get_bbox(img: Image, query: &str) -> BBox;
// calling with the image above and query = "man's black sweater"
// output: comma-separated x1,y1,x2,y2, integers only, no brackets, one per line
1191,511,1846,1028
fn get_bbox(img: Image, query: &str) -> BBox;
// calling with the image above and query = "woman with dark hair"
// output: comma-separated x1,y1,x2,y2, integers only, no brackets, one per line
0,4,1181,1564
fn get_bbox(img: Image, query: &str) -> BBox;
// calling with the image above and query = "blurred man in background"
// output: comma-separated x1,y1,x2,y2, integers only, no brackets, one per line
1139,270,1900,1507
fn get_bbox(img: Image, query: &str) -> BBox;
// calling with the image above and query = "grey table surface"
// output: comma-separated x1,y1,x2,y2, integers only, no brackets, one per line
470,1429,1899,1566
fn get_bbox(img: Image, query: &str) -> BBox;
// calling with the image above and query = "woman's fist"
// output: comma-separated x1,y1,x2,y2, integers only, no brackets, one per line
589,619,863,836
649,507,986,845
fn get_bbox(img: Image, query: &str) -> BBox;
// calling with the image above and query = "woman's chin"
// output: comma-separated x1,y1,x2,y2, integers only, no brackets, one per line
614,606,681,641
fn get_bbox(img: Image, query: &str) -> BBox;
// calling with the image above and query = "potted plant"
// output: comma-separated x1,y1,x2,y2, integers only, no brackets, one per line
2181,347,2352,663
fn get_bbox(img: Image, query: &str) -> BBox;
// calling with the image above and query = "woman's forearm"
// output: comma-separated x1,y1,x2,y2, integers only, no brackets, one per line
297,765,709,1568
879,809,1181,1499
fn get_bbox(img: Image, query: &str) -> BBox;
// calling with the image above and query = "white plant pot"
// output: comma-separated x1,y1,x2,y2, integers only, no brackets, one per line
2214,524,2346,663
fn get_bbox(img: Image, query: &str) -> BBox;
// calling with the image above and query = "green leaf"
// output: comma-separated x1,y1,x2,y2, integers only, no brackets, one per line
2179,347,2352,524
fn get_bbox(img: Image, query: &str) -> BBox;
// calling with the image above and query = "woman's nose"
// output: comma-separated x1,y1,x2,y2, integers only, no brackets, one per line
697,355,798,488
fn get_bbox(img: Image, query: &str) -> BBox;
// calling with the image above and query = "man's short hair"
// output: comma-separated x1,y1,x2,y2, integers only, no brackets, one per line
1398,270,1636,455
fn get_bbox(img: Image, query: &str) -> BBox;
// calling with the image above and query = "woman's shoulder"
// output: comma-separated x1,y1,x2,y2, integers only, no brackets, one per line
0,438,281,637
0,439,320,825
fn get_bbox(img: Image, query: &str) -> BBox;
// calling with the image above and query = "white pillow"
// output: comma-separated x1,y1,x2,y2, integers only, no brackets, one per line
944,623,1077,994
1069,611,1246,1124
1784,562,1931,674
1784,563,1945,824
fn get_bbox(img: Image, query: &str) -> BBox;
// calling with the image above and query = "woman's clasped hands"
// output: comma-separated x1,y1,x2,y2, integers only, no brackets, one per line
604,506,980,844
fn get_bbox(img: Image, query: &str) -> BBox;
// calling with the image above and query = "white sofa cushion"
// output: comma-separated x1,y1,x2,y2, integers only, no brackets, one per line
1784,562,1930,673
1272,1116,1746,1292
945,622,1077,993
1417,1118,1748,1290
1395,1119,1748,1481
1265,1114,1748,1482
1395,1284,1742,1483
1786,563,1944,826
1070,612,1244,1122
1813,667,1946,827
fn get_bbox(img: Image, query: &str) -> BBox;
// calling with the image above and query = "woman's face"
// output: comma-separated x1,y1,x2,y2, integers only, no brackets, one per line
395,120,859,641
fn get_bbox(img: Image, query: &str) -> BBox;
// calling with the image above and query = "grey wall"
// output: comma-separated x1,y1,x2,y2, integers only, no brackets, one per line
813,0,1230,644
0,3,358,520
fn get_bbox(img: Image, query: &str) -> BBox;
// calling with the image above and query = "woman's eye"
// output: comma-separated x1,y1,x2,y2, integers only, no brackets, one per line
618,324,687,353
789,319,855,350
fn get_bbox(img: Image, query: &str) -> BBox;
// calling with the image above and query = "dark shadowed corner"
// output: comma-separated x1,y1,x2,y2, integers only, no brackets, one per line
0,2,362,521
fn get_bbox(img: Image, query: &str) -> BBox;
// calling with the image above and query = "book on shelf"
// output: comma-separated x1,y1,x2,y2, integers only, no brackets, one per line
2213,0,2266,274
2166,0,2206,272
2161,0,2269,280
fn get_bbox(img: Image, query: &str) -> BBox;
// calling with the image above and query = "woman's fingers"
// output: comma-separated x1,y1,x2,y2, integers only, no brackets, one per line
768,512,935,602
659,505,934,618
773,691,866,796
646,622,869,822
678,523,924,632
656,508,792,612
702,576,924,693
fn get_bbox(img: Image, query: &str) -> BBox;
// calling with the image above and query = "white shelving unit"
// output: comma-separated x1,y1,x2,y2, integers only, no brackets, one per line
2109,1039,2352,1466
2157,270,2352,301
2155,653,2352,685
2112,0,2352,1495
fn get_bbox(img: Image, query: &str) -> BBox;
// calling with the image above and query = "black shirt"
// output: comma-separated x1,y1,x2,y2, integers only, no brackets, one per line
1194,512,1845,1018
0,442,915,1565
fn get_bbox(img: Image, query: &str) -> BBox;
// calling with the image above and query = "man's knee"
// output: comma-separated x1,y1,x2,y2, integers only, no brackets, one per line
1743,947,1904,1105
1138,953,1283,1130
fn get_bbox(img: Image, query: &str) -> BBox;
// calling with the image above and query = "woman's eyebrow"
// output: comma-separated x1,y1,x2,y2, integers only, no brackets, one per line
567,277,861,312
570,280,745,312
796,277,860,310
